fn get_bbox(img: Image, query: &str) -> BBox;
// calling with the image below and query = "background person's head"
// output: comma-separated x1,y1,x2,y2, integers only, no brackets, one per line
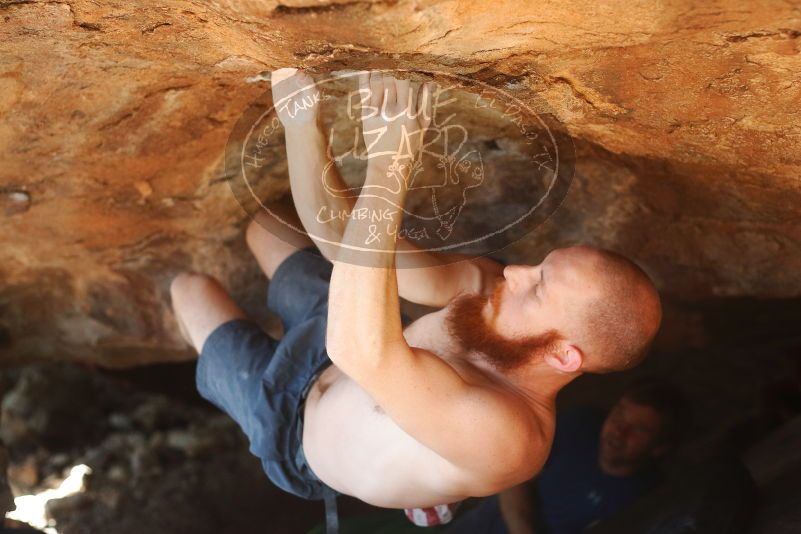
446,245,662,375
598,379,690,476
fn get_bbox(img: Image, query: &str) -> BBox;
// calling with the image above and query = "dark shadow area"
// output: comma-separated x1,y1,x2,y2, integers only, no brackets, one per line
0,292,797,532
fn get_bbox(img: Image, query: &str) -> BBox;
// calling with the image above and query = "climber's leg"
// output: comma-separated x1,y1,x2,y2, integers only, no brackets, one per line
246,201,316,280
169,272,248,353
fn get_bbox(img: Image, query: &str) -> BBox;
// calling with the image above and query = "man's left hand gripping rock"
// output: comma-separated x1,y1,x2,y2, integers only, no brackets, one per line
359,71,436,195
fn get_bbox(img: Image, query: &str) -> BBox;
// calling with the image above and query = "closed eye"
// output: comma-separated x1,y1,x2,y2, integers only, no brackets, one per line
526,285,539,303
535,270,545,300
532,282,542,302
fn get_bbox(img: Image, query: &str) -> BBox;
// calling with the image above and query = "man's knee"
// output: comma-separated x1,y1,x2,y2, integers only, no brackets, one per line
169,271,246,352
170,271,234,323
170,271,216,309
246,217,270,254
246,216,303,279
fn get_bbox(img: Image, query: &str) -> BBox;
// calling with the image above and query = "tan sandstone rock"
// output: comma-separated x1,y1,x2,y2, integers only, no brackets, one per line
1,0,799,365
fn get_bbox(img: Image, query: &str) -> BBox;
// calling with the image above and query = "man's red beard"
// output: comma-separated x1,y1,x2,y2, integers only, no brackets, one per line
445,283,563,373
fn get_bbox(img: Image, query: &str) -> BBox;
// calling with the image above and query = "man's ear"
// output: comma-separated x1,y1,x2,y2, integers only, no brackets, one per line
544,344,583,373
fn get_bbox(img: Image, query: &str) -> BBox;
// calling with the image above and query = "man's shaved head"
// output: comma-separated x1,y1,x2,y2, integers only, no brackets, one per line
564,246,662,373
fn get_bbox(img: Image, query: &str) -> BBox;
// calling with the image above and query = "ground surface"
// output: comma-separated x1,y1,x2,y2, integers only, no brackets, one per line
0,338,797,533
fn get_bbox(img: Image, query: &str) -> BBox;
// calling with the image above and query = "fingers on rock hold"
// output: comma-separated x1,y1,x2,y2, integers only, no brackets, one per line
381,73,396,106
271,67,299,85
358,71,370,96
395,78,411,107
369,71,384,108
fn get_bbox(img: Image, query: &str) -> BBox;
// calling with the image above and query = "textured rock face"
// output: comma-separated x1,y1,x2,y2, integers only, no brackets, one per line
1,0,800,365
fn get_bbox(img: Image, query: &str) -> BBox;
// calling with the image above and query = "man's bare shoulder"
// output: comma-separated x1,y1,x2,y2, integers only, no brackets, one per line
494,387,555,478
448,383,555,494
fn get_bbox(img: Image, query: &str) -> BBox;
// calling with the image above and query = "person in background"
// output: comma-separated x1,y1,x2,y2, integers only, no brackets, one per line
447,379,689,534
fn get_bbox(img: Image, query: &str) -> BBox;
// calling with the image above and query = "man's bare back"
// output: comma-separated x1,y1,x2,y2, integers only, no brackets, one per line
302,290,555,508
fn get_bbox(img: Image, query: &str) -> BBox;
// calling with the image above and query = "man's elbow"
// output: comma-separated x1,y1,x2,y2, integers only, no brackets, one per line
324,330,352,367
325,334,404,382
325,334,379,370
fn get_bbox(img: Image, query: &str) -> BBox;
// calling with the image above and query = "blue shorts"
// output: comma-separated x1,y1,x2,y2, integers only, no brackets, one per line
196,246,342,502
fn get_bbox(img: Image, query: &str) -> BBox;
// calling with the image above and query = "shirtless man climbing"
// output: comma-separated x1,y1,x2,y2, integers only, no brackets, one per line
169,69,662,532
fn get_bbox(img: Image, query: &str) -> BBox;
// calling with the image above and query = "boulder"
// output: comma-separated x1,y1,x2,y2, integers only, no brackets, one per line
1,0,799,365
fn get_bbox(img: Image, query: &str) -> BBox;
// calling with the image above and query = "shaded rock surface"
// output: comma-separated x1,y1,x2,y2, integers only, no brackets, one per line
2,0,800,365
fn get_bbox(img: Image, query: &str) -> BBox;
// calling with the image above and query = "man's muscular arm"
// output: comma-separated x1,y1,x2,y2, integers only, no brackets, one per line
326,73,535,492
272,68,502,308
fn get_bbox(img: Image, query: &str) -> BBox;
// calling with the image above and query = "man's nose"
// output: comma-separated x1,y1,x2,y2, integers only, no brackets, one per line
503,266,518,292
503,265,529,294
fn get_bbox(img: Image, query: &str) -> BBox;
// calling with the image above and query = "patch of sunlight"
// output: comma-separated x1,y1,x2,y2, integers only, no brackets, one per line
5,464,92,534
